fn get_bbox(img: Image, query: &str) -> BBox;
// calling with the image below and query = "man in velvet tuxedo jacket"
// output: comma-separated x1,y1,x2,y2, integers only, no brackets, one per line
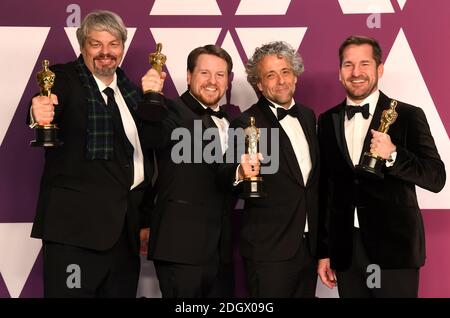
317,35,446,297
228,41,320,297
137,45,235,297
29,11,159,297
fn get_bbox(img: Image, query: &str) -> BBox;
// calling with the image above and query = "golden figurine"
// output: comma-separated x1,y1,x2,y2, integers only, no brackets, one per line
30,60,62,147
149,43,167,74
379,100,398,133
244,117,260,156
240,116,266,198
355,99,398,179
37,60,55,97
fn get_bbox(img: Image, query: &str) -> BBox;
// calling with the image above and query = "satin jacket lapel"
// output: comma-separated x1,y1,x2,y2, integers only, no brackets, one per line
258,97,304,186
332,101,354,169
180,91,221,166
181,91,218,129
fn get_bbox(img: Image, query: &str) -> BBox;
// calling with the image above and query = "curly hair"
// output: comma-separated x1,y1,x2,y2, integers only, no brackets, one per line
246,41,304,89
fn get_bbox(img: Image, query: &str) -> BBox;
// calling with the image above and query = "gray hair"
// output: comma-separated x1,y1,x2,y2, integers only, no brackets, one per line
76,10,127,48
246,41,304,89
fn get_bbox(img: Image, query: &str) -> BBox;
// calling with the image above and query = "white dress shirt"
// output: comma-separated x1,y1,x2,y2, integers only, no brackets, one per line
94,74,145,190
344,90,379,227
268,99,312,232
190,92,230,154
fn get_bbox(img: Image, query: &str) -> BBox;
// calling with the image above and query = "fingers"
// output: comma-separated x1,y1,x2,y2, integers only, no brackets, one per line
31,95,56,125
326,269,337,288
142,69,165,93
318,271,336,289
50,93,58,106
318,271,333,289
369,130,394,159
139,228,150,256
241,162,260,177
240,153,262,178
317,258,337,289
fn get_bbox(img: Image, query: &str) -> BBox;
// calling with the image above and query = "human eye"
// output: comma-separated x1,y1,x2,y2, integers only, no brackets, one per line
342,62,352,68
110,41,121,48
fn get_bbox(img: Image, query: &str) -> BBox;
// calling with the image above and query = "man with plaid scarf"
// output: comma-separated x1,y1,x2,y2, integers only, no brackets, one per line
29,10,163,297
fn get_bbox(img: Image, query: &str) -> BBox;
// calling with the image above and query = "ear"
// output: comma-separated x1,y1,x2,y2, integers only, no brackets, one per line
187,71,192,86
377,63,384,79
256,82,263,92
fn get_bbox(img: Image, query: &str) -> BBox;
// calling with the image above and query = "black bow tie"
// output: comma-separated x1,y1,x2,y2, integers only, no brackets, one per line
345,103,370,120
276,106,299,121
202,107,228,119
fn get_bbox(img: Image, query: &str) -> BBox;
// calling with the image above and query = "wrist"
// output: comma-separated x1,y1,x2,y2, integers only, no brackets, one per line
144,89,163,95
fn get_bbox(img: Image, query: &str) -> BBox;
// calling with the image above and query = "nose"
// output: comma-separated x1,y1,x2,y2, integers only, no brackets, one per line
352,65,362,77
209,75,217,84
99,44,110,55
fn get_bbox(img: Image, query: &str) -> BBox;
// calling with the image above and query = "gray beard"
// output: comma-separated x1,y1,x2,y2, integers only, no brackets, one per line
94,65,116,77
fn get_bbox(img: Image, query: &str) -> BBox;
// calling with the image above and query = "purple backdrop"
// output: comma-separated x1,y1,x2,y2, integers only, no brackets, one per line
0,0,449,298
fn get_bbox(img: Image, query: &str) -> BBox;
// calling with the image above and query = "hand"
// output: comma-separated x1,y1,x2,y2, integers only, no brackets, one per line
238,153,264,180
139,228,150,256
31,94,58,125
370,129,396,160
317,258,337,289
141,68,166,94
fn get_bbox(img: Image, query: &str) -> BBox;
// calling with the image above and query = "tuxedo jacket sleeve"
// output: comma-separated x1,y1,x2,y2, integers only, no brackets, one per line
386,105,445,192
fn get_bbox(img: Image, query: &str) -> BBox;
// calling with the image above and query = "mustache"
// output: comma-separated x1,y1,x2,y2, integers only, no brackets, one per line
94,53,117,60
349,76,368,81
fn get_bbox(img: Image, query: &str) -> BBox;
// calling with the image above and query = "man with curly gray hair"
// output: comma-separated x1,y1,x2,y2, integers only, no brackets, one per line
231,41,319,297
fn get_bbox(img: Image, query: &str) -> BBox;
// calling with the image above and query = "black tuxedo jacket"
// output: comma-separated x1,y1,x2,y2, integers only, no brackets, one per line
317,91,446,270
139,91,234,265
30,61,153,252
228,97,320,261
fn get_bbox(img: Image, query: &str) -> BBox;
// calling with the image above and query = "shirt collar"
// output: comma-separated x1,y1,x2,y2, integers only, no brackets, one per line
94,73,118,94
267,97,296,110
346,89,379,116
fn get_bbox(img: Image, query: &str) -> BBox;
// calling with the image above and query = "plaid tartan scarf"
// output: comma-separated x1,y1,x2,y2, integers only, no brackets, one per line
75,56,141,160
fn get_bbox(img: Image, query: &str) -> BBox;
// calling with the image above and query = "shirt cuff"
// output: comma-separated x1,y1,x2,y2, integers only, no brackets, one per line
233,164,243,187
385,151,397,167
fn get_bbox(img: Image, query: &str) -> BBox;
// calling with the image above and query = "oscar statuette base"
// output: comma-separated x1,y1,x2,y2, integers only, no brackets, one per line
30,124,63,147
239,176,267,199
355,152,385,180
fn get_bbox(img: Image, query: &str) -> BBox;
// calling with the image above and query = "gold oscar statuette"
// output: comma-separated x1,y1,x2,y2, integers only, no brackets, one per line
149,43,167,75
145,43,167,96
30,60,63,147
355,99,398,179
240,117,266,198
